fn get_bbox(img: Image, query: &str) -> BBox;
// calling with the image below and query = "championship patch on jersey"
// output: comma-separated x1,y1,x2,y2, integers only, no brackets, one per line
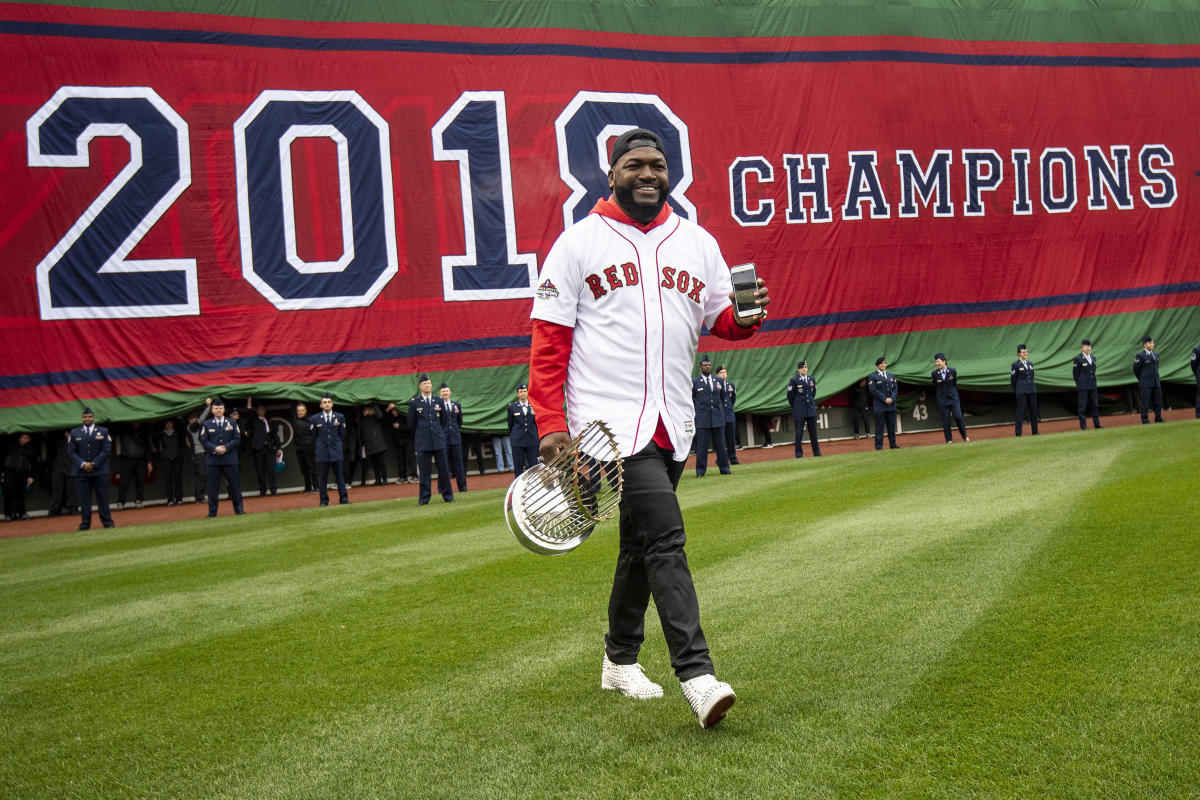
535,279,559,300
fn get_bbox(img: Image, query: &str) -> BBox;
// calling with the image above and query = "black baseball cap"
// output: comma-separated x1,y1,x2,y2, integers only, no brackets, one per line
610,128,664,167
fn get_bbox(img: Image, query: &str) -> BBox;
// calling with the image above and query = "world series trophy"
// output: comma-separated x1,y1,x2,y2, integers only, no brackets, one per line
504,420,623,556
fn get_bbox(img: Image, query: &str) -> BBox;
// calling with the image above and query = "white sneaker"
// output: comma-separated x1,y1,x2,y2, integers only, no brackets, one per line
680,674,736,728
601,654,663,699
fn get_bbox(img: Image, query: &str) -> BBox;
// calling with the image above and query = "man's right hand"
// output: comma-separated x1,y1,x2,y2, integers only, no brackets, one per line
539,431,571,464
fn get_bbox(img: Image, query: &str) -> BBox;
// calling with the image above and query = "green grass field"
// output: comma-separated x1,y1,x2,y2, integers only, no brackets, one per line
2,423,1198,799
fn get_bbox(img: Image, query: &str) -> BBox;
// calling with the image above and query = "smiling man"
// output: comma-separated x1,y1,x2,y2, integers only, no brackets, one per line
528,127,770,728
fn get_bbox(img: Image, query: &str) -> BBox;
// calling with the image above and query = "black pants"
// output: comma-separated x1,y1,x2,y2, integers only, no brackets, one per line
252,447,276,494
206,462,244,515
163,457,184,503
117,456,145,503
417,449,453,504
317,460,348,504
190,452,206,500
445,442,468,491
793,415,820,456
753,415,773,446
1195,381,1199,418
393,435,415,480
939,400,968,441
693,425,729,475
874,409,898,449
296,446,316,491
606,443,712,681
3,471,29,518
366,451,388,484
76,472,113,528
1138,384,1163,423
1077,389,1101,429
50,468,77,514
465,434,487,474
850,406,872,436
512,444,540,478
1015,392,1039,435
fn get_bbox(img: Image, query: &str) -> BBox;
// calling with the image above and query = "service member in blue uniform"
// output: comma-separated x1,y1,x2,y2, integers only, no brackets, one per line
439,382,468,492
409,375,453,503
1072,339,1102,430
68,406,115,530
931,353,969,443
1011,344,1039,436
786,360,821,457
691,356,730,476
199,398,245,517
868,357,900,450
1133,335,1164,424
507,383,541,478
716,366,740,464
1191,344,1200,418
311,394,349,505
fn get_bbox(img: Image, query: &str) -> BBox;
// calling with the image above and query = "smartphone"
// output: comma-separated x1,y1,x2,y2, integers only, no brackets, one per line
729,262,761,318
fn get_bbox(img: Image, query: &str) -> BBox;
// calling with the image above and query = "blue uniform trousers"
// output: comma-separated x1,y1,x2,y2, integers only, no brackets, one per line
76,473,113,529
317,460,348,505
940,400,968,441
793,415,821,457
512,444,540,478
206,463,244,515
417,449,453,504
1077,390,1101,429
874,409,898,449
1015,393,1039,436
1138,385,1163,423
693,425,729,475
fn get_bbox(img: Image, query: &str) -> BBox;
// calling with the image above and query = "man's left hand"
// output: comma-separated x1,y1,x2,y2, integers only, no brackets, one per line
730,278,770,328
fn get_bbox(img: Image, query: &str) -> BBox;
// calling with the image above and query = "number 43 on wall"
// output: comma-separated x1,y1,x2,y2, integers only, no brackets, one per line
27,86,692,320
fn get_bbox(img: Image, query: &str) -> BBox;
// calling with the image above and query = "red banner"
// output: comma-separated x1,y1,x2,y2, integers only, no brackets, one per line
2,3,1199,423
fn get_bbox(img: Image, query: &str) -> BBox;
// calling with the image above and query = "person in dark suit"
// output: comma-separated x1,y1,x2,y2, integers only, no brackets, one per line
3,432,38,522
868,357,900,450
409,374,453,504
47,429,78,518
199,398,244,517
1191,344,1200,418
786,360,821,457
1011,344,1039,436
312,394,349,506
292,402,317,493
156,418,186,506
185,400,212,503
691,356,730,476
359,404,389,486
115,421,152,510
931,353,969,443
384,401,417,483
440,383,468,492
69,406,115,530
1072,339,1103,430
1133,335,1164,424
716,367,740,464
248,404,279,496
507,383,541,478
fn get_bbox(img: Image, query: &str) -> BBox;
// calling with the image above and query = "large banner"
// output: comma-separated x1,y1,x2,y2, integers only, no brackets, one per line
2,3,1199,431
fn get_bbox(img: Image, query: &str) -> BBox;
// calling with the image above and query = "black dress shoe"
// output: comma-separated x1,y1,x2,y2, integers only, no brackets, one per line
103,522,115,528
78,524,90,531
207,513,217,518
320,501,328,507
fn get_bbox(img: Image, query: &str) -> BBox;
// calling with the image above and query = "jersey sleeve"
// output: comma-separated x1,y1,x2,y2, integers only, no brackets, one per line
699,230,735,331
530,233,581,328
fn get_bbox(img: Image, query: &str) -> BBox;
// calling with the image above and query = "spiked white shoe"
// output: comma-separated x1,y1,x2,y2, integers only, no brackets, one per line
601,654,663,699
681,674,736,728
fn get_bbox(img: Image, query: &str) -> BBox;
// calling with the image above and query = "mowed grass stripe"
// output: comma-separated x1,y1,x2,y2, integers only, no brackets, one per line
1,423,1197,800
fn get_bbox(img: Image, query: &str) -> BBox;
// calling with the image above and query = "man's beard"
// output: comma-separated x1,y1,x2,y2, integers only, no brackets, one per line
613,181,669,224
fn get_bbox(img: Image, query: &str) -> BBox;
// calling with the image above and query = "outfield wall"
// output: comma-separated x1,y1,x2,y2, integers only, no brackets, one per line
1,1,1199,433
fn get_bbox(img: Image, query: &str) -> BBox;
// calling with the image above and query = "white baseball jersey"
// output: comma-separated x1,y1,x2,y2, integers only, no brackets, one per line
531,209,734,461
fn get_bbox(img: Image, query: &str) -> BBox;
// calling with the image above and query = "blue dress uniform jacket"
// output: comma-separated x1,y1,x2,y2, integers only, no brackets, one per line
722,381,737,424
1072,354,1098,390
444,401,463,447
867,371,899,412
1010,359,1037,394
310,412,346,462
410,395,450,451
787,375,817,418
1133,349,1161,388
68,424,112,476
931,367,961,405
199,416,241,464
506,401,539,450
691,375,726,429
